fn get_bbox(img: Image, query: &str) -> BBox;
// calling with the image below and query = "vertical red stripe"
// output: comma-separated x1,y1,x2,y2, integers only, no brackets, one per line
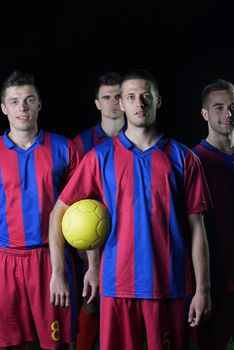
34,133,54,244
0,139,25,246
90,154,106,295
92,127,100,145
151,150,171,294
92,126,106,146
114,143,135,295
73,134,85,159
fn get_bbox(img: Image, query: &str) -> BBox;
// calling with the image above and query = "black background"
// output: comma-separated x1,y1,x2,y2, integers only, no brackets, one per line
1,1,233,147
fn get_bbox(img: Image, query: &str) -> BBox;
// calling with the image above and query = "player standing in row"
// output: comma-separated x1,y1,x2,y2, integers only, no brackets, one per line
73,72,125,156
49,69,212,350
0,70,98,350
73,72,125,350
192,79,234,350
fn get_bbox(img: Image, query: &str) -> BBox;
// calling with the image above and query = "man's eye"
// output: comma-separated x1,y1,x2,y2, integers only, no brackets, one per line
143,94,152,100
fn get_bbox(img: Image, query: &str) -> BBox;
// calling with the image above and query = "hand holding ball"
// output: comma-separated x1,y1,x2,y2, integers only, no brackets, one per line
62,199,111,250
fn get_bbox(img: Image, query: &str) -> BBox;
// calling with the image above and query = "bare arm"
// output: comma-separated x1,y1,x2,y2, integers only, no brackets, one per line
49,199,70,307
83,249,100,304
188,213,211,327
49,199,100,307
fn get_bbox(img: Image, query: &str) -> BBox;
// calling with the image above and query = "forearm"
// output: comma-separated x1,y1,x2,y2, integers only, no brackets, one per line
83,249,100,303
190,213,210,293
188,213,211,326
87,248,100,271
49,199,68,275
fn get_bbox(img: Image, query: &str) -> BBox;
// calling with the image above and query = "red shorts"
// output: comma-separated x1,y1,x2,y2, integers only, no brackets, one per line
100,296,191,350
0,247,78,349
191,292,234,350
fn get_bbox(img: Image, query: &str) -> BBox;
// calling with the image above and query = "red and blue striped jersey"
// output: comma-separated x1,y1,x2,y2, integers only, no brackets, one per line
73,123,107,159
193,140,234,292
60,132,212,299
0,129,79,249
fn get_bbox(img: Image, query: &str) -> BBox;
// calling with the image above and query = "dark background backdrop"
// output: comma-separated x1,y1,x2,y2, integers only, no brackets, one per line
0,1,233,147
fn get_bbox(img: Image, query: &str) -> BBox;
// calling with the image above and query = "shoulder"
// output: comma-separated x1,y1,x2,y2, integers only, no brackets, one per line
83,137,115,162
95,135,115,150
165,139,203,173
45,130,69,141
167,138,196,157
44,131,76,149
74,126,95,139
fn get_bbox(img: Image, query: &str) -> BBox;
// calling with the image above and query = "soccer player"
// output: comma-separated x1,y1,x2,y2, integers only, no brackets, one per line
0,70,98,350
73,72,125,350
192,79,234,350
49,69,212,350
73,71,125,156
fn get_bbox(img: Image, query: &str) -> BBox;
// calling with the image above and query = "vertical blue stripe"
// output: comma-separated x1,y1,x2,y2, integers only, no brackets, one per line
133,154,154,296
18,153,43,246
50,134,69,203
0,169,10,247
95,140,118,296
81,128,94,155
168,143,187,294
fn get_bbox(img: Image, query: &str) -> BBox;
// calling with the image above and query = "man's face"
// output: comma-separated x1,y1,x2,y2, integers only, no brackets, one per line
202,90,234,137
1,84,41,133
95,85,123,120
119,78,161,128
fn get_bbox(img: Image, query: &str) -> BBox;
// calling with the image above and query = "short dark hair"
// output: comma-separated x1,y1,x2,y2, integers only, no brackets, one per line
120,69,159,95
1,70,40,102
202,78,234,108
95,72,121,99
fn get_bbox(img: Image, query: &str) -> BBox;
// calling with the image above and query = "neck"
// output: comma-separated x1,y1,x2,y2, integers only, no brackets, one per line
206,133,234,154
125,124,161,151
101,116,125,137
8,127,38,150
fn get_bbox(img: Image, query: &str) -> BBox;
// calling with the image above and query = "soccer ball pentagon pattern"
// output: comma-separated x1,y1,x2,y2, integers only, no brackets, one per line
62,199,111,250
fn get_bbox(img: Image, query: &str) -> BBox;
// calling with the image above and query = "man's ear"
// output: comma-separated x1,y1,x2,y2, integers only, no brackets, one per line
201,107,209,121
157,95,162,109
1,103,7,116
95,99,101,111
118,98,124,112
38,100,42,112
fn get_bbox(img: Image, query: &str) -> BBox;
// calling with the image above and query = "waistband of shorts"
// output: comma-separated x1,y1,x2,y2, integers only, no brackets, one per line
0,246,49,256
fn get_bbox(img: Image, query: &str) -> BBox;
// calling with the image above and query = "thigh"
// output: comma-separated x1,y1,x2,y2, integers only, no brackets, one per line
25,248,78,349
100,296,145,350
0,249,35,347
142,298,190,350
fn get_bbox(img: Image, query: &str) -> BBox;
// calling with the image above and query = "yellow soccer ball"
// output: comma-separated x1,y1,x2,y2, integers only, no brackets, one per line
62,199,111,250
